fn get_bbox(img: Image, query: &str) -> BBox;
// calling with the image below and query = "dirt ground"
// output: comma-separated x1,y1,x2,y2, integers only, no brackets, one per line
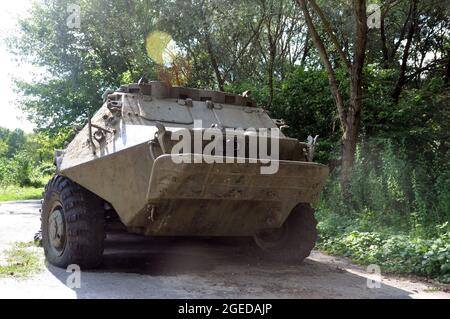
0,200,448,299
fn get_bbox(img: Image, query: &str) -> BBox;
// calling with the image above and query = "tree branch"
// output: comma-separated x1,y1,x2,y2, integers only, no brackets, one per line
200,0,224,91
392,0,417,103
296,0,347,130
308,0,351,72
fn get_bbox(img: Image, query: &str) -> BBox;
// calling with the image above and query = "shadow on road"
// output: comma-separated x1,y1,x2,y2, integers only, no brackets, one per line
100,234,261,275
43,232,414,298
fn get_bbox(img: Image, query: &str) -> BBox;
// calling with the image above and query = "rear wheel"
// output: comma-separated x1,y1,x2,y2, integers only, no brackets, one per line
253,203,317,263
41,175,105,269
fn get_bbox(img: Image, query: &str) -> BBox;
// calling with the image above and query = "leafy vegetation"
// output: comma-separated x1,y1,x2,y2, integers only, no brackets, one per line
2,0,449,282
0,242,44,278
0,127,68,201
319,231,450,283
315,136,450,283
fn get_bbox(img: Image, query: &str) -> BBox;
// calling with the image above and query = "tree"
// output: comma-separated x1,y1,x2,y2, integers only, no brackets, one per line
0,140,7,157
375,0,449,102
256,0,304,107
6,129,27,158
157,0,264,91
295,0,368,198
391,0,418,103
8,0,158,131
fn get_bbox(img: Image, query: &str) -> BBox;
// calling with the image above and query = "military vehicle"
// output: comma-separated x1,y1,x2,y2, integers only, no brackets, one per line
41,81,329,268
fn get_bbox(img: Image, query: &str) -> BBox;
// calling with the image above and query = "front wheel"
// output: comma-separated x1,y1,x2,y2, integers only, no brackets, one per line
41,175,105,269
253,203,317,263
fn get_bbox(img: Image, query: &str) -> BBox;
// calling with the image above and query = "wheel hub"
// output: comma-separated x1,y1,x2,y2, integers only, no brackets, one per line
49,208,66,253
254,224,288,250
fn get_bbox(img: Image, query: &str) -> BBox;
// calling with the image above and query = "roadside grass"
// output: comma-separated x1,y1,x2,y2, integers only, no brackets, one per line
0,185,43,202
0,241,45,278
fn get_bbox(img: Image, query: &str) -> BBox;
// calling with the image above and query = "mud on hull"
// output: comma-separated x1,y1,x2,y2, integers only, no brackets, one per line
61,148,328,236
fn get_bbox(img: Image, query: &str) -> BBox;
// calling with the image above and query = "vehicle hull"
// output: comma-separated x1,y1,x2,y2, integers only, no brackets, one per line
61,148,328,236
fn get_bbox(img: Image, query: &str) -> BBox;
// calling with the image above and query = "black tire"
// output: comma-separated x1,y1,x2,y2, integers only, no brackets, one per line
41,175,105,269
253,203,317,263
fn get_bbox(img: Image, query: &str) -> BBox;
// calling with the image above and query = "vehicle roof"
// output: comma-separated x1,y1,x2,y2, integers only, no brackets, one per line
117,81,256,107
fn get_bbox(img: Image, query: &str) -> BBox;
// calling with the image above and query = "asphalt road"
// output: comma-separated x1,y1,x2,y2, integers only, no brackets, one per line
0,200,448,299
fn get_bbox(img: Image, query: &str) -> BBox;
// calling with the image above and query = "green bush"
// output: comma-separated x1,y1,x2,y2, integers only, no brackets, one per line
0,155,29,186
0,127,65,187
0,151,40,187
316,136,450,283
318,229,450,283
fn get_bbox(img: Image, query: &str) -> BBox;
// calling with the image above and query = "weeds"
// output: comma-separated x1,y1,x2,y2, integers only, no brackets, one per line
0,241,45,278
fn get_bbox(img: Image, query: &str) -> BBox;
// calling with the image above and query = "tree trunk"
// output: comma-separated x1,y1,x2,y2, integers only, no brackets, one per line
297,0,347,127
200,0,225,91
297,0,367,200
380,9,390,68
300,33,311,66
341,127,358,199
267,44,276,107
445,50,450,87
341,92,362,198
340,0,367,197
204,27,224,91
392,0,417,103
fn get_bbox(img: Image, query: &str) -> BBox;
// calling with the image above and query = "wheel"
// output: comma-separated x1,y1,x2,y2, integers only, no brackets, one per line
41,175,105,269
253,203,317,263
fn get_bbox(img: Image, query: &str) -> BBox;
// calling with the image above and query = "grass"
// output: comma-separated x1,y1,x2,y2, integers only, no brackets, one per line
0,241,45,278
0,185,43,202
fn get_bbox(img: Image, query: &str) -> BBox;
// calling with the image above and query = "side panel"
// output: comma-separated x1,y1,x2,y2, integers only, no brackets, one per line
61,142,153,225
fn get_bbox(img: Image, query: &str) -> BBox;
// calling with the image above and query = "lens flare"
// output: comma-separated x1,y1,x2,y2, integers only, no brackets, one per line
145,31,175,65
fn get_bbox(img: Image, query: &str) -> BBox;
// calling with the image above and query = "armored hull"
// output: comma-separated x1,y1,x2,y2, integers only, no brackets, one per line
42,81,328,268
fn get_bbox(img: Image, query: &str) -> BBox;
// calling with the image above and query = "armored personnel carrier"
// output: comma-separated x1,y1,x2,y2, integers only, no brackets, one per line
41,81,328,268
